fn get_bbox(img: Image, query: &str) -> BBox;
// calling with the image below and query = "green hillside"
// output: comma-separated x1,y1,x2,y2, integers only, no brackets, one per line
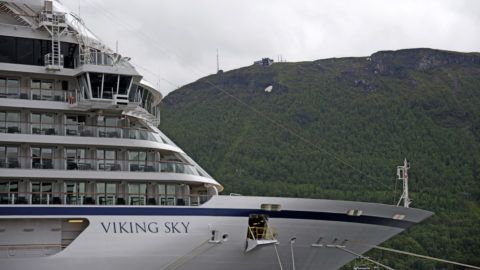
160,48,480,269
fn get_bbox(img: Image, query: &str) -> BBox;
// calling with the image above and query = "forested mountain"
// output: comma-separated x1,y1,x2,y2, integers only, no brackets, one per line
161,48,480,269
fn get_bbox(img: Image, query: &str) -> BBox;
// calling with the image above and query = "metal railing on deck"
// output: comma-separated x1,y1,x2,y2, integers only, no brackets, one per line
0,88,76,102
0,191,212,206
0,121,159,142
0,156,198,175
78,51,115,66
248,226,278,240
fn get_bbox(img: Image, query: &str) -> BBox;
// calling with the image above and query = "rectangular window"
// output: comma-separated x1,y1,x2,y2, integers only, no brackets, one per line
0,111,21,133
61,42,78,69
128,183,147,205
128,150,156,172
118,76,132,95
31,147,54,169
0,78,19,99
0,78,5,98
158,184,177,205
65,115,87,136
96,149,119,171
0,36,16,63
0,146,19,168
31,79,59,101
31,182,53,204
6,79,19,98
66,148,91,170
0,181,18,204
0,36,72,67
89,73,103,98
96,182,117,205
102,74,118,99
78,74,88,99
97,116,121,138
65,182,85,205
31,112,55,135
16,37,34,65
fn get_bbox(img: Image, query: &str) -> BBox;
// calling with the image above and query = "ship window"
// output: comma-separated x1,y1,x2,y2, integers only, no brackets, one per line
31,112,55,135
0,78,19,99
65,115,87,136
160,152,182,162
61,42,78,69
31,182,53,204
118,76,131,95
0,36,75,67
0,36,16,63
77,74,89,99
128,84,138,102
158,184,177,205
0,78,4,97
102,74,118,99
97,116,121,138
142,90,150,109
17,37,34,65
0,146,19,169
61,81,69,91
31,147,54,169
128,150,156,172
90,73,103,98
96,182,117,205
136,86,144,103
66,148,88,170
65,182,86,205
31,79,55,101
0,181,18,204
128,183,147,205
96,149,119,171
33,39,49,66
0,111,21,133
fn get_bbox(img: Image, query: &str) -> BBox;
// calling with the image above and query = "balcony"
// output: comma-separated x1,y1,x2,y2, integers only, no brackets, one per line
0,191,211,206
0,159,20,168
0,88,76,102
0,121,159,142
1,156,199,175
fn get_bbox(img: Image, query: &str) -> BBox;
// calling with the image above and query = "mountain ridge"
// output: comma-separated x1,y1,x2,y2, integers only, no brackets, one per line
161,48,480,269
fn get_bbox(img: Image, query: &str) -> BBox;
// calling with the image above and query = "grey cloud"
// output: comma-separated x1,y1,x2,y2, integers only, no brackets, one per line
61,0,480,95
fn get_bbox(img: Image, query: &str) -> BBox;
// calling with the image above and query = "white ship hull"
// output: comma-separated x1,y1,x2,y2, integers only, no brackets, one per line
0,196,432,270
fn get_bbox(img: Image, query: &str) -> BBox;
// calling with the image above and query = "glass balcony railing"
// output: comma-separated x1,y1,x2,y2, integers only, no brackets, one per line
0,121,159,142
0,156,200,176
0,191,212,206
77,51,114,67
0,88,76,102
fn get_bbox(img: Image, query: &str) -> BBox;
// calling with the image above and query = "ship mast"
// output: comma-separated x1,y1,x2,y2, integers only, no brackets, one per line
396,158,411,208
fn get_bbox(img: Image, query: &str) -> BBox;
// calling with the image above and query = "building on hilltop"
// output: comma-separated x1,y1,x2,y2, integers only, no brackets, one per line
254,58,274,67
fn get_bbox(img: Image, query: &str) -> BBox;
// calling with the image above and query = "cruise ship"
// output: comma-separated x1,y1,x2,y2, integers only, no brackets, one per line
0,1,432,269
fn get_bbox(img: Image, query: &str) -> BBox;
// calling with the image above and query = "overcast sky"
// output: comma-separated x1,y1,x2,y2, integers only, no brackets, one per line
60,0,480,95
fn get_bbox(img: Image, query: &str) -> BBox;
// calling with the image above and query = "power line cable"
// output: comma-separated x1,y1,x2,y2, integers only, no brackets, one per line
77,0,394,191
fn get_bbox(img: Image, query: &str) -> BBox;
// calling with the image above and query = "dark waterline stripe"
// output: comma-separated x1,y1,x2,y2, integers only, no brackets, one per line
0,207,414,229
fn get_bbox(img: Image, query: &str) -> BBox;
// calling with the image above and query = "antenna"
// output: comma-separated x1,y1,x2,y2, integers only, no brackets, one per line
216,49,219,73
396,158,411,208
115,40,118,54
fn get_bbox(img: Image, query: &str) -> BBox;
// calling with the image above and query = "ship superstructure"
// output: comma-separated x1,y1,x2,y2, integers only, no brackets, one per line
0,1,432,270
